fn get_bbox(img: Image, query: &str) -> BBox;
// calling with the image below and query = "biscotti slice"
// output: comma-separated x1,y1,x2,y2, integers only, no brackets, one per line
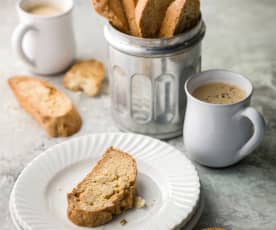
159,0,200,38
8,76,81,137
135,0,174,37
67,147,137,227
92,0,129,33
64,59,105,96
121,0,139,36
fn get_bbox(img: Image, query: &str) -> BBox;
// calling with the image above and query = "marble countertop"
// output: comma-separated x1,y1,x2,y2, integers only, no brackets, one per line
1,0,276,229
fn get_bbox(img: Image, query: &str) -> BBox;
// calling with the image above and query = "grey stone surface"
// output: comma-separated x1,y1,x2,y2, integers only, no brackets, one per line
0,0,276,229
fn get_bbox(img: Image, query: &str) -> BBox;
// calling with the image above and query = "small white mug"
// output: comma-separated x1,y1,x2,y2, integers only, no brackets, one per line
183,70,265,167
12,0,75,75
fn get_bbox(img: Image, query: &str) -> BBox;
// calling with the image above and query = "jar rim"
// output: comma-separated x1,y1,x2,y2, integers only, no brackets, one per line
104,18,206,57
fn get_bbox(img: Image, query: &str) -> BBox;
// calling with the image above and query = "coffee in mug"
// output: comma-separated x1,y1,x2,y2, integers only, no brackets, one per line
26,3,63,16
192,82,246,104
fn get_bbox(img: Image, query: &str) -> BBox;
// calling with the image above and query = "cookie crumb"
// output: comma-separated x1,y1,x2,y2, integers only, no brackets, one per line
120,219,127,226
135,196,146,209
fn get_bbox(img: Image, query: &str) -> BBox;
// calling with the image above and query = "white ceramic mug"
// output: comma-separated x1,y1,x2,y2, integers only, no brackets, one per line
183,70,265,167
12,0,75,75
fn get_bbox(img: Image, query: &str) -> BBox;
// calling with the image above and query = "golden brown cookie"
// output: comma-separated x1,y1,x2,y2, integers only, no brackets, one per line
67,147,137,227
64,59,105,97
8,76,81,137
135,0,175,37
92,0,129,33
159,0,200,38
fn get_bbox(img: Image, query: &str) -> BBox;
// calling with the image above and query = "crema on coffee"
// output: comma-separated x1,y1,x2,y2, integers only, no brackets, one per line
192,82,246,104
26,3,63,16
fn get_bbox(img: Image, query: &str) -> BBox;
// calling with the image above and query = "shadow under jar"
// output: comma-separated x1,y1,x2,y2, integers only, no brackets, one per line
104,20,206,139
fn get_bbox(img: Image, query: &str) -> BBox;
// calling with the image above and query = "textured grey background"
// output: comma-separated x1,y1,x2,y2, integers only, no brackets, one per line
0,0,276,230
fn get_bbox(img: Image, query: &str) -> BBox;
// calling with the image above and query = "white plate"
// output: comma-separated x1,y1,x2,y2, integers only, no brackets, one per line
12,133,200,230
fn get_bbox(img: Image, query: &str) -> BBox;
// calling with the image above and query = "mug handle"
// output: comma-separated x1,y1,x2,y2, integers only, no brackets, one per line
237,107,265,159
12,23,37,67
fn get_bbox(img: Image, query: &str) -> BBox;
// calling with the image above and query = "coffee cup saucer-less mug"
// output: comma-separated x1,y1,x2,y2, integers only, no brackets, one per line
183,70,265,168
12,0,75,75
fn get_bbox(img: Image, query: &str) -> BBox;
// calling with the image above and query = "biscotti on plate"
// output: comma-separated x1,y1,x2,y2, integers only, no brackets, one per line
67,147,137,227
8,76,81,137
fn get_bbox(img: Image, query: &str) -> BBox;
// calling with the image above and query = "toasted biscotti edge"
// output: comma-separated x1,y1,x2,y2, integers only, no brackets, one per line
67,185,136,227
92,0,129,33
159,0,201,38
8,76,82,137
67,147,137,227
121,0,140,36
135,0,174,38
175,0,200,34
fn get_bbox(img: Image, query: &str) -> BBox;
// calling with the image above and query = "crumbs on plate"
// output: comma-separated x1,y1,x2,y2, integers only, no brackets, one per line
120,219,128,226
135,196,146,209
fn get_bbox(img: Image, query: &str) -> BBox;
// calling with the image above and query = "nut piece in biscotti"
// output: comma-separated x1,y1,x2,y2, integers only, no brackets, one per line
64,59,105,97
8,76,81,137
92,0,129,33
135,0,174,38
67,147,137,227
159,0,201,38
121,0,139,36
